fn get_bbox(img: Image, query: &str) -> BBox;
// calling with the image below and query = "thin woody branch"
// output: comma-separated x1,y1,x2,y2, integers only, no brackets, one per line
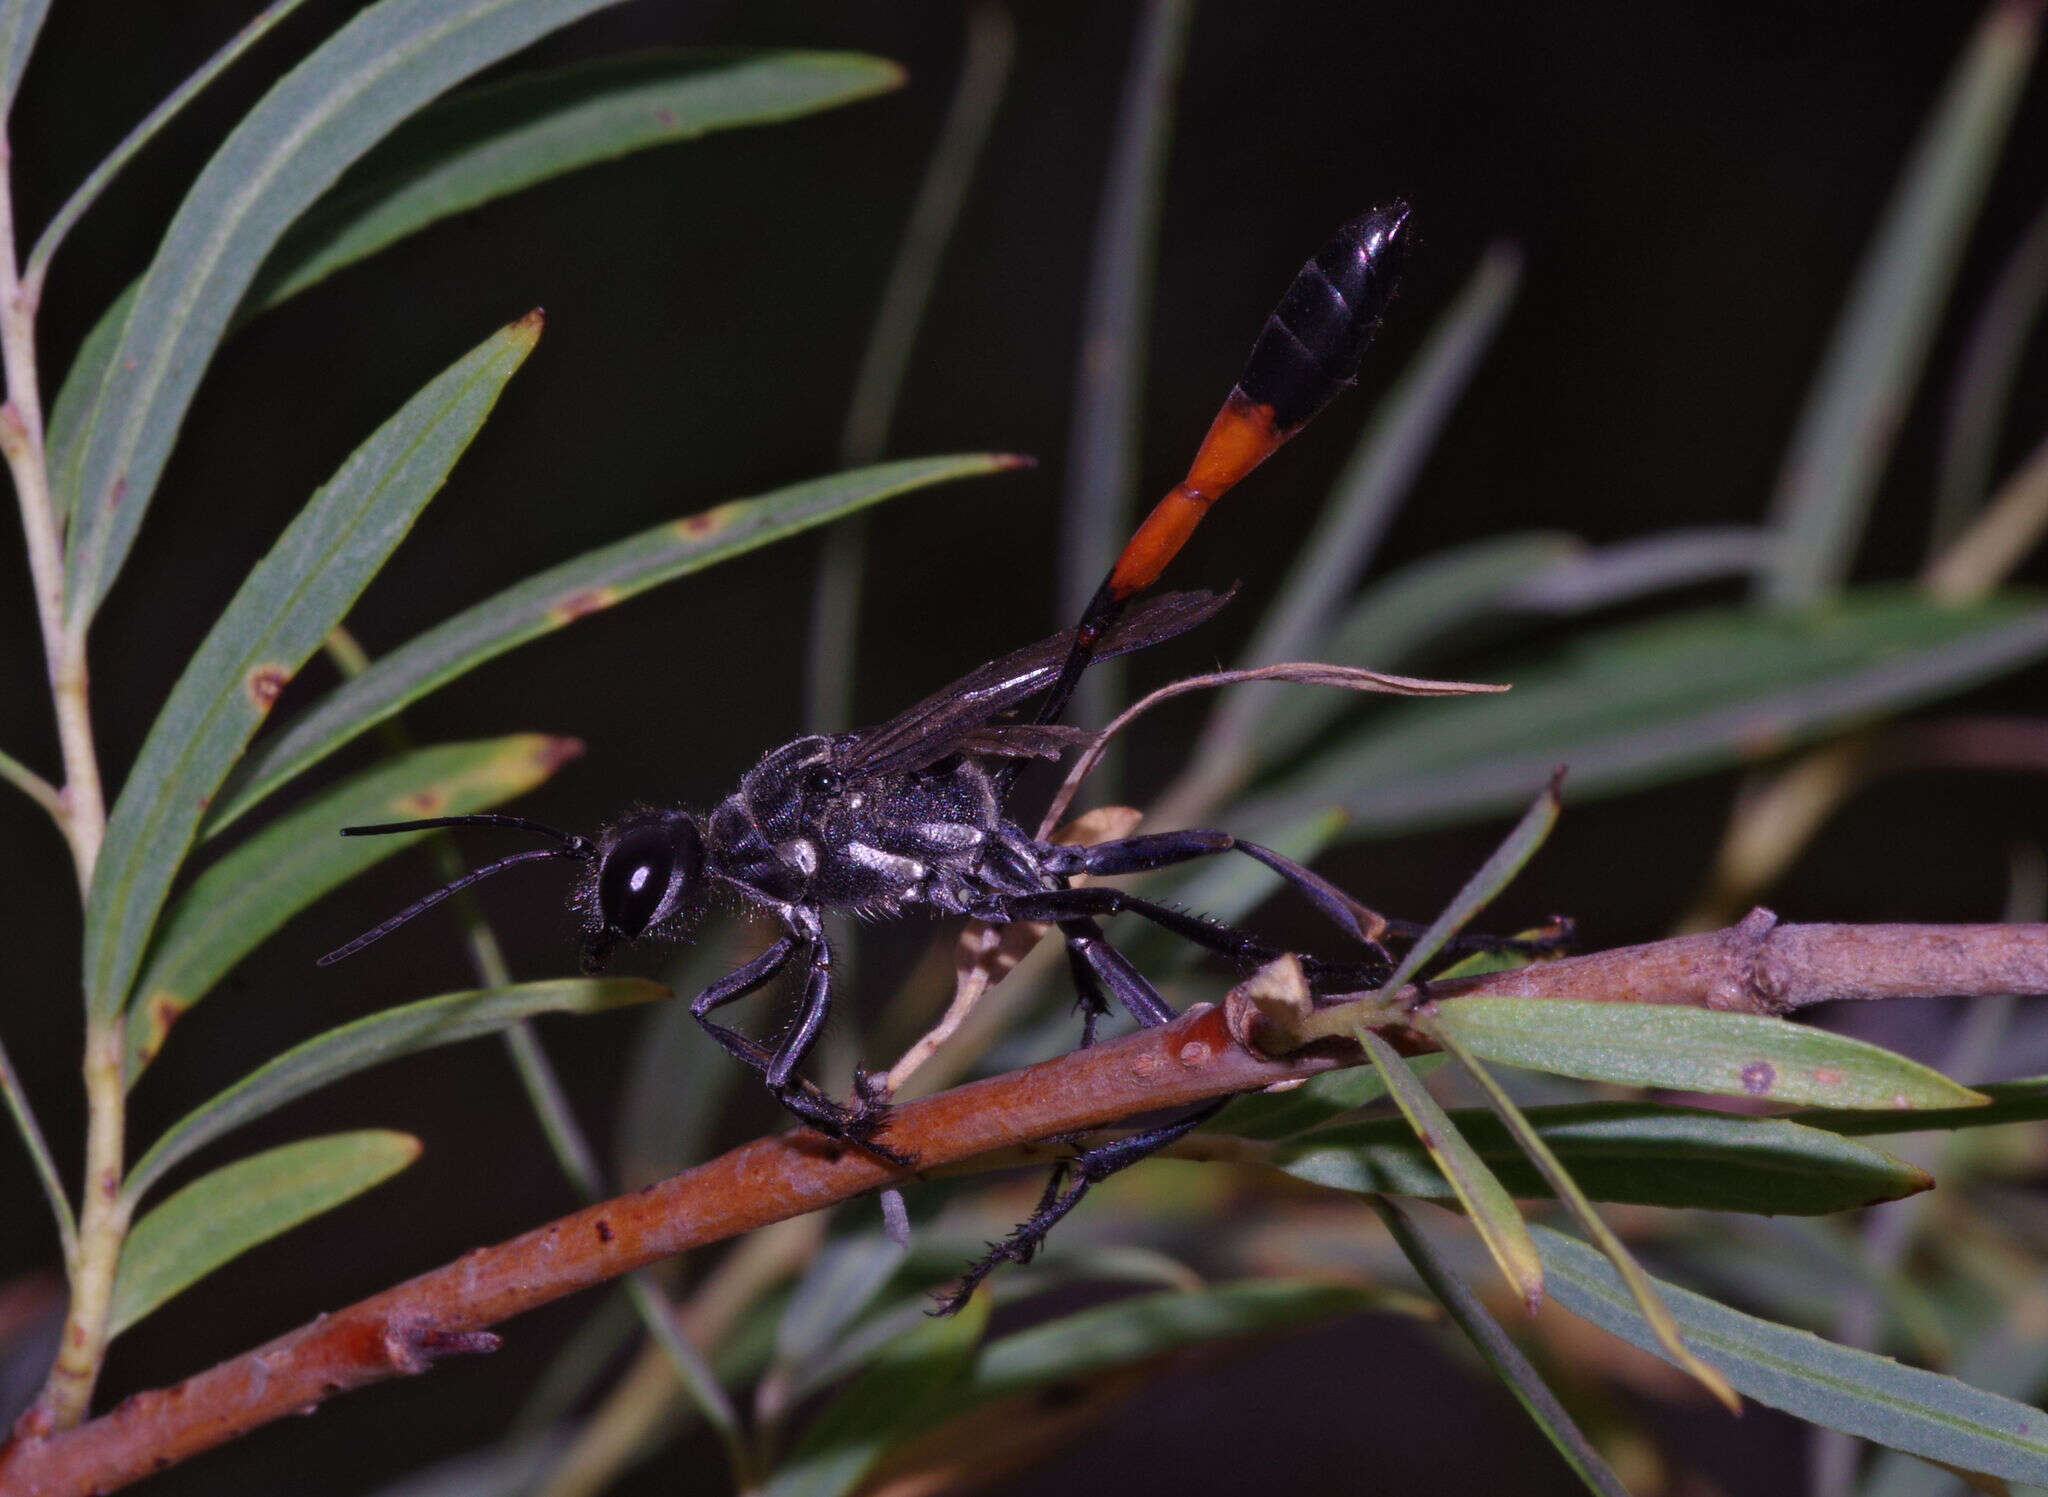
4,915,2046,1497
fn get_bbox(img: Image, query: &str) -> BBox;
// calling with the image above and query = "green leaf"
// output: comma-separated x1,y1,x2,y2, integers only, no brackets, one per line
208,454,1022,833
44,281,134,524
1249,590,2048,841
1380,773,1560,992
110,1130,419,1336
784,1242,1210,1407
0,0,48,114
45,50,896,524
1373,1197,1630,1497
1796,1077,2048,1135
59,0,634,624
1501,526,1770,614
1357,1024,1545,1312
1273,1100,1931,1215
125,977,664,1205
124,733,581,1081
761,1289,988,1497
82,314,541,1022
1431,997,1988,1110
1247,531,1583,772
1761,0,2043,606
1535,1223,2048,1486
1057,0,1194,753
1205,1055,1443,1142
966,1279,1386,1402
774,1235,910,1372
1431,1022,1738,1410
251,49,902,309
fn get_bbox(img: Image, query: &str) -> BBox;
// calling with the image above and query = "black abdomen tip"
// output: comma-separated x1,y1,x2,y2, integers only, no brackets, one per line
1235,200,1412,433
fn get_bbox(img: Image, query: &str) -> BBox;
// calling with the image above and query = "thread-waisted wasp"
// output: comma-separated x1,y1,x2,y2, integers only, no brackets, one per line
325,203,1426,1300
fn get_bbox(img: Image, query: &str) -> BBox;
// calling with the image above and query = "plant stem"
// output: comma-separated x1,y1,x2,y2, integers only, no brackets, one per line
6,918,2047,1493
29,1024,129,1431
0,127,104,886
0,122,120,1435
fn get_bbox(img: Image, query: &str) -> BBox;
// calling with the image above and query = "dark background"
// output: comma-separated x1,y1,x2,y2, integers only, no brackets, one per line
3,2,2047,1492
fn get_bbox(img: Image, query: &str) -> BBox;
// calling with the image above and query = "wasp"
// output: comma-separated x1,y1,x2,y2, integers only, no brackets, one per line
326,204,1418,1297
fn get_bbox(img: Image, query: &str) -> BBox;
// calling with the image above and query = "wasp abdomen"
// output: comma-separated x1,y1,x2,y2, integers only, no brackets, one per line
1234,199,1410,435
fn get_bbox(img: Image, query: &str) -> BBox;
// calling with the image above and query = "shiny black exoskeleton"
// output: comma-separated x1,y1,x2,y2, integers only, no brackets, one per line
324,206,1458,1305
325,590,1399,1164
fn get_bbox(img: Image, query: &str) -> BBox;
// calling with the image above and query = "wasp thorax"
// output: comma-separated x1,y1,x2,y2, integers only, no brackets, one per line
595,812,705,941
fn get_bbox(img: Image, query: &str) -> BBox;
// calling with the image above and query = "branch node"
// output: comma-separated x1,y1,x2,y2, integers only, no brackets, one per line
380,1318,501,1376
1733,905,1793,1013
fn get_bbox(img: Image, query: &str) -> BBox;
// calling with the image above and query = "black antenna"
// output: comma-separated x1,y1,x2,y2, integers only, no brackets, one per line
320,817,596,966
339,813,594,856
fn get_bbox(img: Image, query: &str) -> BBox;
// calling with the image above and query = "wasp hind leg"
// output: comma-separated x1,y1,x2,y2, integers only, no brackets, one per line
934,920,1204,1315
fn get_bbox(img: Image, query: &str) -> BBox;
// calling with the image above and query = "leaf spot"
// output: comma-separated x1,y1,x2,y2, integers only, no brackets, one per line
673,501,741,540
1740,1061,1776,1096
245,663,292,711
547,586,619,625
1809,1067,1845,1087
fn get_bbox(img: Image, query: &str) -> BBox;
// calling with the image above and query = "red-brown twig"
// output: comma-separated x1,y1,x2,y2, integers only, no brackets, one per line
4,915,2045,1496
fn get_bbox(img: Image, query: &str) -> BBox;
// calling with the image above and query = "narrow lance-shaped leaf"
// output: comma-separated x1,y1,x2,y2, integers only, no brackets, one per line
1380,772,1560,993
1761,0,2043,606
1356,1024,1545,1312
760,1289,989,1497
125,977,665,1204
1246,589,2048,842
1373,1197,1632,1497
110,1130,419,1336
1272,1100,1931,1216
207,454,1024,833
1431,997,1988,1110
253,50,901,309
774,1235,911,1375
0,0,49,114
964,1279,1390,1403
43,281,133,524
47,49,899,522
1428,1019,1740,1411
1794,1076,2048,1136
60,0,635,624
83,314,541,1022
1535,1223,2048,1488
124,733,582,1082
1058,0,1195,750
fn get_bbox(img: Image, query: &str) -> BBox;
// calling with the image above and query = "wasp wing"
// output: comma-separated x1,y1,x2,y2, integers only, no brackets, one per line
836,588,1230,780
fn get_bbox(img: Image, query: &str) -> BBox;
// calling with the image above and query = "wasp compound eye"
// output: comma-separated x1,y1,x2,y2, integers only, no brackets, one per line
598,817,702,939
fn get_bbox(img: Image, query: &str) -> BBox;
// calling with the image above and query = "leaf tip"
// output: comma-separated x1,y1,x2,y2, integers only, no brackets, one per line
532,734,586,774
509,308,546,347
993,452,1038,471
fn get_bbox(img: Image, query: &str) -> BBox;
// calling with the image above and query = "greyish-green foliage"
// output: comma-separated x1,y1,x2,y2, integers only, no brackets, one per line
3,3,2048,1495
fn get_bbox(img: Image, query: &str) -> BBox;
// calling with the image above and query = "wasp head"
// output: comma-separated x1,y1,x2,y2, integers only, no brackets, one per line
580,810,708,971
